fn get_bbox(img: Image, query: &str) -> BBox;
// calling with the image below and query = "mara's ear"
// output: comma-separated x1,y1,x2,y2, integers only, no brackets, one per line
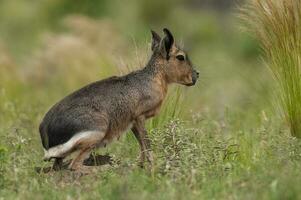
160,28,174,59
151,30,161,51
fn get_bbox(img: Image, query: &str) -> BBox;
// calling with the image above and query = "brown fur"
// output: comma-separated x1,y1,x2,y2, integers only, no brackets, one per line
39,28,199,172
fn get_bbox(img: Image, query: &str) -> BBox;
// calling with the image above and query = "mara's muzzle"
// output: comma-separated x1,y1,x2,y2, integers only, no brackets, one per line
186,70,199,86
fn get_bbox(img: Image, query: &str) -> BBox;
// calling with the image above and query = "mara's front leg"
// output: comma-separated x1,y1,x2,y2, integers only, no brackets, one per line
131,116,154,168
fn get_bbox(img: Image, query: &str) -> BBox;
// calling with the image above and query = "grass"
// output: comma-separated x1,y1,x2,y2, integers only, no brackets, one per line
241,0,301,138
1,85,301,199
1,3,301,199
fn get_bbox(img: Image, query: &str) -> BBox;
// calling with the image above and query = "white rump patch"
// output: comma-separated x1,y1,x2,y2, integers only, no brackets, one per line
43,130,105,161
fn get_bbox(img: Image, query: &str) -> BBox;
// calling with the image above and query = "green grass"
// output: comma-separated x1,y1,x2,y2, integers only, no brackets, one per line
241,0,301,138
1,85,301,199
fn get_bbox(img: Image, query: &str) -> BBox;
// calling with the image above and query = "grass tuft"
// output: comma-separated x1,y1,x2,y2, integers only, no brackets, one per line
241,0,301,138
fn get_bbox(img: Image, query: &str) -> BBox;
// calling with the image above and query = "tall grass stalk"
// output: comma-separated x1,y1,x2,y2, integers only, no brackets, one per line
241,0,301,138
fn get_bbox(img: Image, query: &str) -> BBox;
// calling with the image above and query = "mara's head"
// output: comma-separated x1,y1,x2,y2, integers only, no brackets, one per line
151,28,199,86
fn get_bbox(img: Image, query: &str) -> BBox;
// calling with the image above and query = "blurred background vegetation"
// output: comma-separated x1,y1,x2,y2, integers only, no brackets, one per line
2,0,300,199
0,0,268,120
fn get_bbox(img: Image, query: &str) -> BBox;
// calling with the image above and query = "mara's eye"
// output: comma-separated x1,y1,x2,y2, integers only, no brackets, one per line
176,55,185,61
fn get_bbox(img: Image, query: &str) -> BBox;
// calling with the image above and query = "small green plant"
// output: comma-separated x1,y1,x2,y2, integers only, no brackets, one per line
241,0,301,138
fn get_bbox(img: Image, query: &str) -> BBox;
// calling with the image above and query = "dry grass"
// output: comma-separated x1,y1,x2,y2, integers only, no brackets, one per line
241,0,301,137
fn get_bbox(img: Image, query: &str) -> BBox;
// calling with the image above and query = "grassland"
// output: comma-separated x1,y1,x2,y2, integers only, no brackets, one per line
1,1,301,199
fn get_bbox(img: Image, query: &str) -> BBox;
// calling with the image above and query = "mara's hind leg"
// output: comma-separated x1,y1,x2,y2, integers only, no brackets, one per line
68,130,106,174
69,148,92,174
52,157,64,170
